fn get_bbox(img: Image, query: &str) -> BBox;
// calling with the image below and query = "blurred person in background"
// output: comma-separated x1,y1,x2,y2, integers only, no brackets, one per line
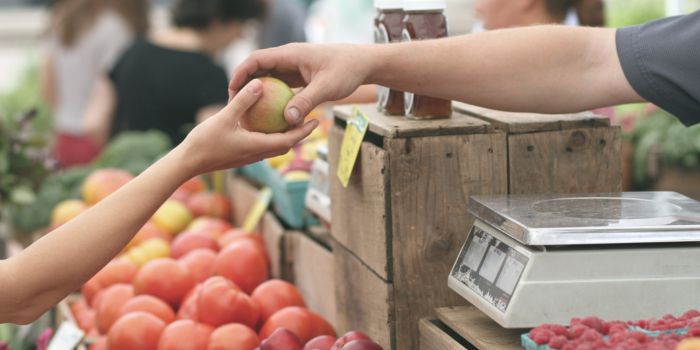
40,0,149,167
83,0,266,146
473,0,605,32
257,0,307,49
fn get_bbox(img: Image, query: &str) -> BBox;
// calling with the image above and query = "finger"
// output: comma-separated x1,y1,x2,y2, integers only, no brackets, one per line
223,79,263,118
252,119,320,153
285,78,332,125
228,46,301,100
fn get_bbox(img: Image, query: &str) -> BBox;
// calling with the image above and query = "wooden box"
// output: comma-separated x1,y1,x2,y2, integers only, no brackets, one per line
285,231,337,327
328,104,621,350
420,306,523,350
225,173,289,279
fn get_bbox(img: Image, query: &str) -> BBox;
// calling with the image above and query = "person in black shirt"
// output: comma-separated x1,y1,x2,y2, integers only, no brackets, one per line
84,0,266,146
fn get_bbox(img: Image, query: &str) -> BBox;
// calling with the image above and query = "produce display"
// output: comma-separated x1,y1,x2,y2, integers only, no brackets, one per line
524,311,700,350
54,169,382,350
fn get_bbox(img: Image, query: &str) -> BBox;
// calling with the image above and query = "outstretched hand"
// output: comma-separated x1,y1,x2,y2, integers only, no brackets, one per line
228,43,372,126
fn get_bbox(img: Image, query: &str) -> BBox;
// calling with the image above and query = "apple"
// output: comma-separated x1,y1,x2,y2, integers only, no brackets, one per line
341,340,383,350
331,332,372,350
50,199,88,228
304,335,337,350
260,328,303,350
241,77,293,133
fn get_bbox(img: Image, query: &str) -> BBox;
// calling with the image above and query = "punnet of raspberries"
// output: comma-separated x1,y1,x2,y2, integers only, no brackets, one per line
525,310,700,350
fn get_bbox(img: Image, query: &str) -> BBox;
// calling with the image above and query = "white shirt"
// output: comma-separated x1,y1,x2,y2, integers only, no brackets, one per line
49,10,132,134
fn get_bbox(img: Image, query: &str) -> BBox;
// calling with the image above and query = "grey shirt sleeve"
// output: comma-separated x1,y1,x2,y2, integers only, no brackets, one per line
616,10,700,126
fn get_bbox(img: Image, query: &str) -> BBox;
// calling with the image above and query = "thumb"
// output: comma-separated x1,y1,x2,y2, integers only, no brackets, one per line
222,79,263,117
284,78,330,125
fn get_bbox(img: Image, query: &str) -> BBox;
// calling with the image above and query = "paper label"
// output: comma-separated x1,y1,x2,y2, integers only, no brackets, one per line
47,322,84,350
337,107,369,188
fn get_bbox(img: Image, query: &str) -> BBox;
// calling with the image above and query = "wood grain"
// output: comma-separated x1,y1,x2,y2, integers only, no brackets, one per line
286,232,337,327
333,239,394,350
388,133,508,350
508,127,622,194
419,319,472,350
436,306,524,350
261,212,286,279
329,125,392,280
334,104,491,138
453,102,609,134
225,173,259,229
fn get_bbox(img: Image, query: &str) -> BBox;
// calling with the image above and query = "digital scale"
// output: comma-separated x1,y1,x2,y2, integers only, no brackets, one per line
305,144,331,224
448,192,700,328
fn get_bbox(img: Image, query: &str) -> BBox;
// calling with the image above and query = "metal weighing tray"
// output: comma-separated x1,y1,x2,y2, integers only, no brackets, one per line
468,192,700,246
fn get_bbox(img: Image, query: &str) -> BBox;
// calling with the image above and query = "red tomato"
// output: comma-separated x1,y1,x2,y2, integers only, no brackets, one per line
95,258,138,288
187,192,232,220
171,231,219,259
95,284,134,334
157,319,213,350
108,311,165,350
82,275,103,307
88,336,107,350
178,285,202,320
217,229,264,250
120,295,176,324
259,307,335,344
178,249,217,283
251,279,306,322
134,258,195,307
196,276,259,328
128,222,172,250
214,240,268,294
188,218,233,240
207,323,260,350
70,297,95,332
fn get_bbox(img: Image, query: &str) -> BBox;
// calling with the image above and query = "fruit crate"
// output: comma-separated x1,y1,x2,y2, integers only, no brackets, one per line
329,104,620,350
235,162,317,229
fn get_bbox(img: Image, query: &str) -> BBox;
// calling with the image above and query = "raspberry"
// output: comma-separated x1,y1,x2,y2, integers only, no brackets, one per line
683,310,700,319
530,329,555,345
628,331,649,343
568,324,589,339
548,335,569,349
542,324,569,337
581,329,604,342
581,317,605,333
608,323,628,335
688,327,700,337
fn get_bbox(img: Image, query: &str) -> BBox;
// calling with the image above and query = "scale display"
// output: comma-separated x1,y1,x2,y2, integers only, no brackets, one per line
451,226,528,313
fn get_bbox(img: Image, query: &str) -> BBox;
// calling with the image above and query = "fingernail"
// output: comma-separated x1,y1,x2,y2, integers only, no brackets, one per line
247,79,262,93
288,107,301,123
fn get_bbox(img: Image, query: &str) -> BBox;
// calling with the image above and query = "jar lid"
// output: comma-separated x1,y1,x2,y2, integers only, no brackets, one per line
402,0,446,11
374,0,403,9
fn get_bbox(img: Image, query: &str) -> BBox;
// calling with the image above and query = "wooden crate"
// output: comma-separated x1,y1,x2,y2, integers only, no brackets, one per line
420,306,523,350
454,102,622,194
285,231,337,328
653,167,700,201
329,104,507,350
225,172,289,279
329,104,621,350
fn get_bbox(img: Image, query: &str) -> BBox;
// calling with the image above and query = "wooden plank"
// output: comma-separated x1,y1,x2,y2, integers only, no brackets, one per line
508,127,622,194
334,104,491,139
328,125,392,280
436,306,523,350
333,239,394,350
261,212,287,279
453,102,609,134
388,133,508,350
225,173,260,229
286,232,337,327
419,319,472,350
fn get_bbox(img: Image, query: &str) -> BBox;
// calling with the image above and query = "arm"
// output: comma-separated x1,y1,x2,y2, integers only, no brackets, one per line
229,26,643,125
0,79,318,324
83,75,116,146
39,56,56,109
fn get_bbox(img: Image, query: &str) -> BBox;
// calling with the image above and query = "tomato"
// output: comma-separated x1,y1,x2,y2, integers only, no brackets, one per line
70,297,95,332
217,229,264,250
95,258,138,288
134,258,195,307
178,249,217,283
187,218,232,240
82,275,102,307
186,192,232,221
259,307,335,344
157,319,213,350
120,295,176,324
108,311,165,350
128,222,172,250
214,240,268,294
82,169,133,205
88,336,107,350
179,177,207,194
208,323,260,350
197,276,259,328
171,231,219,259
178,285,202,320
251,279,305,322
95,284,134,334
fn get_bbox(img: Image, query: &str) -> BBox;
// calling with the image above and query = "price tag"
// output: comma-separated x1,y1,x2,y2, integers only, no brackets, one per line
337,107,369,188
47,322,84,350
242,187,272,232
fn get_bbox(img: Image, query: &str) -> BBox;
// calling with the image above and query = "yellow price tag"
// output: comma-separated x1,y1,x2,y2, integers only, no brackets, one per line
242,187,272,232
337,107,369,188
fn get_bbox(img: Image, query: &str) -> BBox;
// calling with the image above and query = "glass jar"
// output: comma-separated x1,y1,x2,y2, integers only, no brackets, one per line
402,0,452,119
374,0,405,115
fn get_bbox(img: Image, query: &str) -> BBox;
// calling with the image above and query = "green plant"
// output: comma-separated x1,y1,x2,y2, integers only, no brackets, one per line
606,0,665,27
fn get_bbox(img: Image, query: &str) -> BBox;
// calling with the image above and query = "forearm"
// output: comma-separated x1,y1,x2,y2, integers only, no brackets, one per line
2,146,193,323
368,26,642,113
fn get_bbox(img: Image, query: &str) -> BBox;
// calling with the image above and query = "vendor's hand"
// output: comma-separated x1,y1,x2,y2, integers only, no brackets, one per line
229,43,372,126
178,79,319,176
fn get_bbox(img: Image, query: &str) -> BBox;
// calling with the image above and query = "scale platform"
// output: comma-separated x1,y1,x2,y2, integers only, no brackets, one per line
448,192,700,328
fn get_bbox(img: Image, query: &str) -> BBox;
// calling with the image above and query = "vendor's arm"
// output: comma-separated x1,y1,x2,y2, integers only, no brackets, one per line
0,79,318,324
